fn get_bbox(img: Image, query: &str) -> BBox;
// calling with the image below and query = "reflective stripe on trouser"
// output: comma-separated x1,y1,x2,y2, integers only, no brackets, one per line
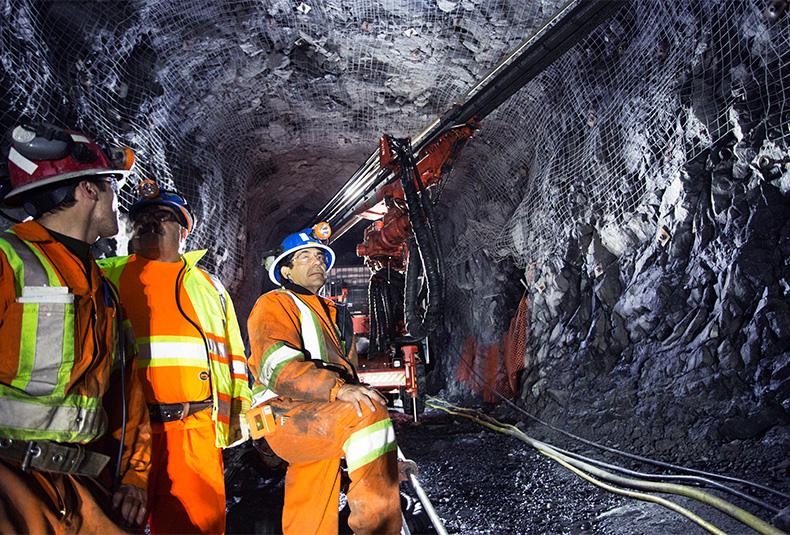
147,421,225,535
265,398,401,535
0,458,134,534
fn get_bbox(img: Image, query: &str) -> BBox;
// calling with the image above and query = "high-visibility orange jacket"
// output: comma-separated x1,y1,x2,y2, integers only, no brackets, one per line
0,221,151,490
100,251,252,534
248,286,358,405
99,250,251,445
248,284,401,535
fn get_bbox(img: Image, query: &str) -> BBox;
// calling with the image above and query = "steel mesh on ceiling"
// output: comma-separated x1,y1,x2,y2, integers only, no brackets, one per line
1,0,788,291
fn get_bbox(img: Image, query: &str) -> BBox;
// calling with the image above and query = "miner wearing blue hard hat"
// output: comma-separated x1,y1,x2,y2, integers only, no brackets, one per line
98,181,251,534
247,224,402,535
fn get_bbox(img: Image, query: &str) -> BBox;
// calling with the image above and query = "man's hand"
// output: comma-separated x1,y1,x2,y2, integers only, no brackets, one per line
112,483,147,528
336,384,387,417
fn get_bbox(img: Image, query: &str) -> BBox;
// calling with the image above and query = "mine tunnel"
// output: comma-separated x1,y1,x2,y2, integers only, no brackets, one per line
1,0,789,534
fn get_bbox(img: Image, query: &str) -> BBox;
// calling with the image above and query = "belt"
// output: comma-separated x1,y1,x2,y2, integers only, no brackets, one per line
0,438,110,478
148,400,213,423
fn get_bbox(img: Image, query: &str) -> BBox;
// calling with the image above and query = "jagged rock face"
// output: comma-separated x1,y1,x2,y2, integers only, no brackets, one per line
430,0,790,466
1,0,789,470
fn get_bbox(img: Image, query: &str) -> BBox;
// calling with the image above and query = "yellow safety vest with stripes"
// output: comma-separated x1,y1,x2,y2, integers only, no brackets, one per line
99,250,251,448
0,231,126,443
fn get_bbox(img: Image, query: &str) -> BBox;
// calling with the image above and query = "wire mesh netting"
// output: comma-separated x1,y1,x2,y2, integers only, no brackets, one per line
1,0,788,363
433,0,790,369
446,0,790,274
0,0,568,282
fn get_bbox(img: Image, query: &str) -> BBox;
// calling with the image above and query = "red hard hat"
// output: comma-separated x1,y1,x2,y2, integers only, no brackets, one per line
3,123,132,207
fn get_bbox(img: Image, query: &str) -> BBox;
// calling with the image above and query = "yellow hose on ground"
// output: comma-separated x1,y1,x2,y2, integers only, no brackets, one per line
426,399,788,535
545,450,727,535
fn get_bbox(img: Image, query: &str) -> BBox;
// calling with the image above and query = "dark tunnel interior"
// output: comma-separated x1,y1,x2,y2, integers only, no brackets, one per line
1,0,789,533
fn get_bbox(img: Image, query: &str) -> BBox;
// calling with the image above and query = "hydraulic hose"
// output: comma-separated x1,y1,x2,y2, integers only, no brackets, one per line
546,451,728,535
428,400,788,535
371,271,406,351
367,276,379,352
402,237,423,334
553,442,781,514
414,162,445,293
437,402,785,517
452,343,790,506
393,138,445,339
378,274,395,342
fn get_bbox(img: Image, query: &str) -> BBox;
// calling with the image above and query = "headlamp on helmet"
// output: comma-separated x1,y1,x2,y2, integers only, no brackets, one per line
267,223,336,285
107,146,135,172
129,185,195,232
137,179,160,199
3,122,133,209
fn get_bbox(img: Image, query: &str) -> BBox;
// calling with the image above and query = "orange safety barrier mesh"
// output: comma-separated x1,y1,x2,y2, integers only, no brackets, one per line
455,296,528,402
503,296,528,395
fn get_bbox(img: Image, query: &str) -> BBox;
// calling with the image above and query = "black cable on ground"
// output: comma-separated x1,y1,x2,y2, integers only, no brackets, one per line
449,344,790,508
428,399,788,535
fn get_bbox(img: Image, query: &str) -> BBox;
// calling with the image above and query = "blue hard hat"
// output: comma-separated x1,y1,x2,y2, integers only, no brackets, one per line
268,227,335,285
129,189,195,232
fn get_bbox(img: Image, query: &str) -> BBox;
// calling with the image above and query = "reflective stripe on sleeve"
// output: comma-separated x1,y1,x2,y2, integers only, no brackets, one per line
230,355,247,377
206,337,228,359
216,396,231,421
251,386,277,407
260,342,302,390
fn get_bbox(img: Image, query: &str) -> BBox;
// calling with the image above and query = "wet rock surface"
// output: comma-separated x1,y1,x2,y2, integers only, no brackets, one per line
224,405,790,535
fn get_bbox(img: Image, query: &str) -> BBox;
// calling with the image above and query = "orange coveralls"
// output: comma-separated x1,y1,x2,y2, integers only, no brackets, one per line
248,286,402,535
0,221,151,534
101,253,250,535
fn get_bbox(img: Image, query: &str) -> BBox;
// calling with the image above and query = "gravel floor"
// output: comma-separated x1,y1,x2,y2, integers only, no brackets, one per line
224,403,790,535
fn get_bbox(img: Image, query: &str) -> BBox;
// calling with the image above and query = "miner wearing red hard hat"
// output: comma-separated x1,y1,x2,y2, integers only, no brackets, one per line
246,224,402,535
0,122,151,533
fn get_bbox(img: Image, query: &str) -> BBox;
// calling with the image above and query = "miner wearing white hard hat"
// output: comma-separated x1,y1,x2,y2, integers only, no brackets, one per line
0,122,151,532
247,223,402,535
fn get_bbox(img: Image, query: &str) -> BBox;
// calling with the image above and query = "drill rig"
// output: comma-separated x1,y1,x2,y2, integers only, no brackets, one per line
352,120,479,419
309,0,626,419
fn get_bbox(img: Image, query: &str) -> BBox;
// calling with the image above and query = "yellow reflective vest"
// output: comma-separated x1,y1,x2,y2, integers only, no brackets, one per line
99,250,251,447
0,221,151,489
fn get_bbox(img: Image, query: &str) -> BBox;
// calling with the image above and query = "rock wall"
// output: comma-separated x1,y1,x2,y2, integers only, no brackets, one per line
432,0,790,470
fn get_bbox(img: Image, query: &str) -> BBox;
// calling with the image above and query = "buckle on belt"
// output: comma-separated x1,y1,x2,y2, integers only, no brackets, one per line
0,438,109,478
149,400,213,423
20,441,41,472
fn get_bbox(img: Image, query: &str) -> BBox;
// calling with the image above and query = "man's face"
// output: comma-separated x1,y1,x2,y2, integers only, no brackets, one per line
130,204,185,261
95,178,120,239
281,247,328,294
